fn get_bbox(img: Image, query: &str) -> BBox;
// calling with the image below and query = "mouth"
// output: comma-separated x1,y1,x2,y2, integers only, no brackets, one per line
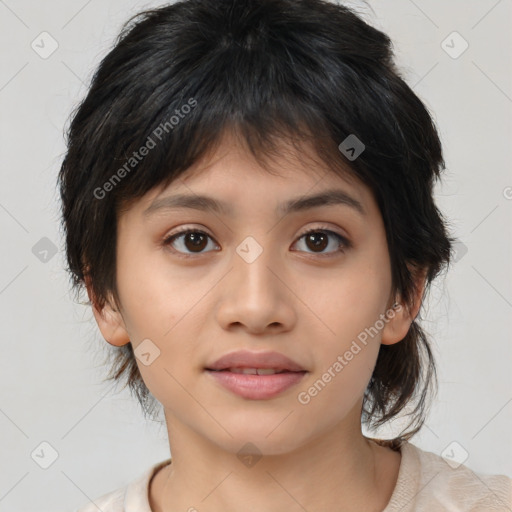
204,368,307,400
205,367,305,375
204,350,308,399
205,349,307,373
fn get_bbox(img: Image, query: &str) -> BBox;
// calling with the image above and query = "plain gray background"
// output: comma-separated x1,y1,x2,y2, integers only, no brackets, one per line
0,0,511,510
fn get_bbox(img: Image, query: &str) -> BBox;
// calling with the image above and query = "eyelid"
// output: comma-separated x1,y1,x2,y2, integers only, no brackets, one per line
297,224,347,240
294,224,351,255
162,223,351,257
162,225,218,246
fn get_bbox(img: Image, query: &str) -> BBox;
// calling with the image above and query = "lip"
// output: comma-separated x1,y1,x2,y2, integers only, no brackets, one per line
205,370,307,400
205,349,306,372
204,349,307,400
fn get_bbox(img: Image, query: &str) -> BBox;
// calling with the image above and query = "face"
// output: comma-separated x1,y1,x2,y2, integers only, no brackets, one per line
91,132,417,456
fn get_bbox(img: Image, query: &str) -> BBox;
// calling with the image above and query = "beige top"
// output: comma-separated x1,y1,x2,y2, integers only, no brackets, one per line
75,441,512,511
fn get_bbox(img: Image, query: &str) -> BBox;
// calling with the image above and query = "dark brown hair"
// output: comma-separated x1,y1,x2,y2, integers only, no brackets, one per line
58,0,456,440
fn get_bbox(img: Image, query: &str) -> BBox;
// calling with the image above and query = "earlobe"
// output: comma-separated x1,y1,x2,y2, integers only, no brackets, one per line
380,301,412,346
381,268,427,346
85,275,131,347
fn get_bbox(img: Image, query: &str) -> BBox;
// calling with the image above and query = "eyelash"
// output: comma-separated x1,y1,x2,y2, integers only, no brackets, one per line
162,225,351,259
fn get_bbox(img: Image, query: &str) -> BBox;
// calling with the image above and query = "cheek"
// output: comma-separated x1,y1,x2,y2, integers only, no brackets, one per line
299,267,389,409
305,268,390,349
115,246,199,337
115,252,208,378
299,297,382,414
296,340,379,424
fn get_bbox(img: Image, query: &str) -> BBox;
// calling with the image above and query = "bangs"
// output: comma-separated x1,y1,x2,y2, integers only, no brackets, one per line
79,1,406,214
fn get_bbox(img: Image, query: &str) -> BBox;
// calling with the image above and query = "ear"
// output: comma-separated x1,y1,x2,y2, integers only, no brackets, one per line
381,267,427,346
84,274,130,347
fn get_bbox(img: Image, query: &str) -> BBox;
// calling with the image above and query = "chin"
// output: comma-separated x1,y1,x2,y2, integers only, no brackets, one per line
210,421,312,456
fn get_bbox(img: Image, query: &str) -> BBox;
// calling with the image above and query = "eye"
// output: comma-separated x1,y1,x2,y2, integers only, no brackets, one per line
162,228,219,257
292,226,350,257
162,225,350,258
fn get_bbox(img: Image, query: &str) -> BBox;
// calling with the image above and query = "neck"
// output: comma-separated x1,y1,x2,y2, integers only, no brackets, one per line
150,405,401,512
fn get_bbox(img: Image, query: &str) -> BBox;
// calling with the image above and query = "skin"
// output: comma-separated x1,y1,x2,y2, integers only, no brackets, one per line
87,131,426,512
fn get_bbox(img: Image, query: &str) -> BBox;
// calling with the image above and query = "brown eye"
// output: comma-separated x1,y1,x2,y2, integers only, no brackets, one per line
182,232,208,252
305,232,329,252
293,228,350,256
163,229,218,256
163,226,350,259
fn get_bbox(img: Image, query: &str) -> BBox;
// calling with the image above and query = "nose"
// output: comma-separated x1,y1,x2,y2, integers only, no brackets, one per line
215,239,297,334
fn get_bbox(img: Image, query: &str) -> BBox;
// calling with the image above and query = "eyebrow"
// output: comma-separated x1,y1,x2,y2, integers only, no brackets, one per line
143,189,366,218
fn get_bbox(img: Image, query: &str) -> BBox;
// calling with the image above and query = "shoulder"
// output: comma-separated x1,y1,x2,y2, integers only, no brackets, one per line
388,440,512,511
74,459,171,512
75,487,125,512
